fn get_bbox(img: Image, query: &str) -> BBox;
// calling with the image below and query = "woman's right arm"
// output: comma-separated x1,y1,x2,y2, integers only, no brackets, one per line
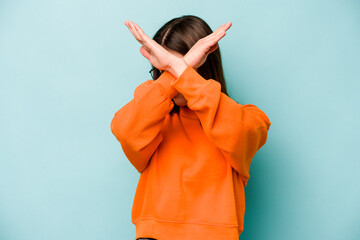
110,71,178,173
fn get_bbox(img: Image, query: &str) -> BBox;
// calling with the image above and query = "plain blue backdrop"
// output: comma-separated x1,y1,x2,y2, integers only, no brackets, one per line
0,0,359,239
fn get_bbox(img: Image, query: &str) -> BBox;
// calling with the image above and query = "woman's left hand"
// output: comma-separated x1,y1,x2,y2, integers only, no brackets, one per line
183,22,232,69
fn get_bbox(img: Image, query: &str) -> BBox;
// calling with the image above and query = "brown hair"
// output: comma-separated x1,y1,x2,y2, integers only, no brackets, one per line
150,15,229,116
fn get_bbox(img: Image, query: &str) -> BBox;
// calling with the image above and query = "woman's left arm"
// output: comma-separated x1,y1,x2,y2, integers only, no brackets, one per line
168,63,272,187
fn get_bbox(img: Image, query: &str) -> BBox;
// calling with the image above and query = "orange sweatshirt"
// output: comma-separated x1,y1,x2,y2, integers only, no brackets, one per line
110,65,271,240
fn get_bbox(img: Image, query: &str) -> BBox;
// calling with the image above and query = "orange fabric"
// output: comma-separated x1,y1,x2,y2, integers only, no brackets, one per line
110,65,271,240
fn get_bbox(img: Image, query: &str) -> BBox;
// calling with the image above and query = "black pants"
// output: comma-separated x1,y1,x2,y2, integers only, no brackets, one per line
137,238,157,240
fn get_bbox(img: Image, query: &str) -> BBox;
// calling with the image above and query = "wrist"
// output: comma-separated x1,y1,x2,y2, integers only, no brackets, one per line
167,57,188,78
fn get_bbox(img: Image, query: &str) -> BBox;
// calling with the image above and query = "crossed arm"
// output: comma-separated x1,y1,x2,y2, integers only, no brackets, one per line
124,19,232,78
112,20,271,187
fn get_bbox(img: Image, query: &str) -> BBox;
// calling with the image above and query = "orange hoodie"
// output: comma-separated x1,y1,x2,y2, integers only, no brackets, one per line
110,65,271,240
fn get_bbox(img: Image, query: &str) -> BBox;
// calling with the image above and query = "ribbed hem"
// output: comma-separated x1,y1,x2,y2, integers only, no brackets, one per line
169,65,211,95
134,217,242,240
154,71,178,100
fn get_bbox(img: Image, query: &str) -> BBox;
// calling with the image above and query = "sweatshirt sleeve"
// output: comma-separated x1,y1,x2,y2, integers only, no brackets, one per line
110,71,179,173
169,65,271,187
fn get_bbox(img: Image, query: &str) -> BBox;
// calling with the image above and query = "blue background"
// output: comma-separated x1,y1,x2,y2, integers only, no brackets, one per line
1,0,359,239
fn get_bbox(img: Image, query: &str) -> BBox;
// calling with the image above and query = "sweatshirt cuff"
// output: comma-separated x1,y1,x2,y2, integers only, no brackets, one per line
169,65,210,96
154,71,179,100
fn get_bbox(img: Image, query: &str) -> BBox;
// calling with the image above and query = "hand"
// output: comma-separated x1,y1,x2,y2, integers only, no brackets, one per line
183,22,232,69
124,20,181,73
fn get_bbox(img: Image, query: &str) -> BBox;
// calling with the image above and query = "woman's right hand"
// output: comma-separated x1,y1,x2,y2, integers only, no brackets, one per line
124,20,180,72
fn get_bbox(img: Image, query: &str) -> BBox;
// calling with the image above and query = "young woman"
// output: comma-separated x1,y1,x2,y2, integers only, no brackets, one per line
110,15,271,240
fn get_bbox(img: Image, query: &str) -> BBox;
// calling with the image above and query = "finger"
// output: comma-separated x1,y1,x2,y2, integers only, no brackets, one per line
208,43,218,53
132,23,148,45
203,22,230,41
202,31,225,45
210,23,227,36
129,21,143,40
126,20,146,46
125,20,142,42
140,46,151,59
212,31,226,44
213,22,232,37
202,31,226,51
201,24,224,40
125,20,136,37
133,22,153,44
132,23,156,54
128,21,144,43
222,21,232,32
206,22,231,42
133,22,166,54
217,22,232,32
214,23,227,34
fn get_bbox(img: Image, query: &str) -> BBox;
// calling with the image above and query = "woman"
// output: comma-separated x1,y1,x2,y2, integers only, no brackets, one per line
110,15,271,240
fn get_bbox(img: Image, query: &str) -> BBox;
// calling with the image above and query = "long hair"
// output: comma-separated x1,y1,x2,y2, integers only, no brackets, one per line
151,15,229,115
